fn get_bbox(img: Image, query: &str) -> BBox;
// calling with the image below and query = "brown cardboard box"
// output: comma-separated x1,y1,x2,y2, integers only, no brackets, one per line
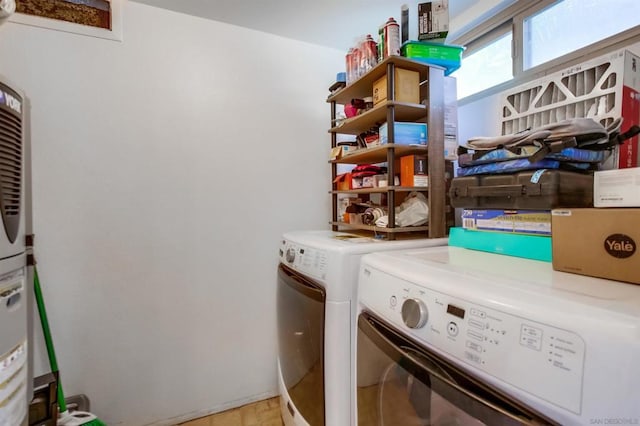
552,208,640,284
372,68,420,106
400,155,428,187
333,173,352,191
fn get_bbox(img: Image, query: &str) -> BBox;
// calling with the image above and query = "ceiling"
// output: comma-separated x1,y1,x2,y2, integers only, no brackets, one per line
130,0,477,51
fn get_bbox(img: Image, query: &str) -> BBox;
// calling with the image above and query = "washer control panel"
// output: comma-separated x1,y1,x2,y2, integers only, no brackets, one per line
360,266,586,414
279,239,328,281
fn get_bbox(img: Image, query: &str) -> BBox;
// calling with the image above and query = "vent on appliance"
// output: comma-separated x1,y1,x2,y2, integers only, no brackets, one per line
0,94,21,244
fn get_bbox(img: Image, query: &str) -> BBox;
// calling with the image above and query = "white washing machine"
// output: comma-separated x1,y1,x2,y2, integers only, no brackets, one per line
355,245,640,425
276,230,448,426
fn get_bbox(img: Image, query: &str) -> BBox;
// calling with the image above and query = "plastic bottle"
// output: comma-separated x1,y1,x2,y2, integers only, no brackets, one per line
384,17,401,58
345,48,354,85
377,24,385,63
352,39,362,80
364,34,378,72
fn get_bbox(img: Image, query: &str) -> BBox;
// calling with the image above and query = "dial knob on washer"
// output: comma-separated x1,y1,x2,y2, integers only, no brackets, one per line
401,298,429,329
285,248,296,263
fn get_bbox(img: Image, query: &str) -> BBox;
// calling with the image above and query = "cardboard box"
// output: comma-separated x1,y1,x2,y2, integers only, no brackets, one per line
333,173,352,191
330,145,360,161
594,167,640,207
462,209,552,236
551,208,640,284
617,50,640,169
372,68,420,106
379,122,427,145
449,227,552,262
400,155,428,187
364,133,380,148
418,1,449,43
444,76,458,160
373,174,399,187
362,176,376,188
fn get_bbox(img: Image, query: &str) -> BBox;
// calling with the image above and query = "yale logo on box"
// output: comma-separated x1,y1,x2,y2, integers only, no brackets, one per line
604,234,636,258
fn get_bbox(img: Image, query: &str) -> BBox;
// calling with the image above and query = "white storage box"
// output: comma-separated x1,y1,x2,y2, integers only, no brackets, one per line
594,167,640,207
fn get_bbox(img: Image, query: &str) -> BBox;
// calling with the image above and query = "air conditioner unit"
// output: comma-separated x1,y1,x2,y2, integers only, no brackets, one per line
0,76,28,426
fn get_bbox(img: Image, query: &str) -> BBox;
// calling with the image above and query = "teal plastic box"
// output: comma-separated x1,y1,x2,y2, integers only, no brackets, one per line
449,227,552,262
379,122,427,145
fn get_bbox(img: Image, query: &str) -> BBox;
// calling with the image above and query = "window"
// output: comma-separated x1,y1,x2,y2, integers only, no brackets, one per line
523,0,640,69
452,0,640,100
450,29,513,99
10,0,122,41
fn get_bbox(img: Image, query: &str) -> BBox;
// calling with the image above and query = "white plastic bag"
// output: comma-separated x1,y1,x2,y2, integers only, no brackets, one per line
375,192,428,227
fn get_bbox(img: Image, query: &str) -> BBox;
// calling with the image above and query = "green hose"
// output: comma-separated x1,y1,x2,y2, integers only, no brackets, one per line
33,266,67,413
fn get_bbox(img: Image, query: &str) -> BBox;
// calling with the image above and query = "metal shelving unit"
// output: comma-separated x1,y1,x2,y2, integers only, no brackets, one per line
328,56,448,239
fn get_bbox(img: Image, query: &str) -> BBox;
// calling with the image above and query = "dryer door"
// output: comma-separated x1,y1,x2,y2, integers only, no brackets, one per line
357,313,558,426
277,263,326,426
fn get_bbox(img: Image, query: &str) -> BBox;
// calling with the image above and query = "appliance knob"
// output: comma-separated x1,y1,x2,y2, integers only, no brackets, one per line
285,248,296,263
401,298,428,329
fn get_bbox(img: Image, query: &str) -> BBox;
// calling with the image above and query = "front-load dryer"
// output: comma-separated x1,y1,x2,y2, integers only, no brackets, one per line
276,230,447,426
356,245,640,425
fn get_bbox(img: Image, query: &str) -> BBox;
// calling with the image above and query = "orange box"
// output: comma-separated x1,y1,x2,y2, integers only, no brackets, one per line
372,68,420,106
400,155,428,187
333,173,352,191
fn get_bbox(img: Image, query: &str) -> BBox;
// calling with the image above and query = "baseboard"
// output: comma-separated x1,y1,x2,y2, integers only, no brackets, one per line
144,390,279,426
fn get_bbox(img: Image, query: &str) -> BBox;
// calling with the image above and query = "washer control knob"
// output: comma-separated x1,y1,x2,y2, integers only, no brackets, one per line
285,248,296,263
401,298,429,329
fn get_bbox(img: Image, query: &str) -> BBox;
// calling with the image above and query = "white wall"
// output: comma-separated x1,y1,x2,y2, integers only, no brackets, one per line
0,3,342,425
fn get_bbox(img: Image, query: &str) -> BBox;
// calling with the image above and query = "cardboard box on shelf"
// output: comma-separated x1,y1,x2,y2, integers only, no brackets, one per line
373,174,399,187
594,167,640,207
372,68,420,106
551,208,640,284
362,176,376,188
379,122,427,145
364,133,380,148
333,173,352,191
400,155,428,187
418,1,449,43
444,76,458,160
352,177,364,189
330,145,360,161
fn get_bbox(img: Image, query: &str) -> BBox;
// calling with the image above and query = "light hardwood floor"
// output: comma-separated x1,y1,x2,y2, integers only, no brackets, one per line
179,397,283,426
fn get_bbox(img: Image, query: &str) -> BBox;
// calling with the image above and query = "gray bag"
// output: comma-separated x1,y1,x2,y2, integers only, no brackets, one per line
464,118,618,152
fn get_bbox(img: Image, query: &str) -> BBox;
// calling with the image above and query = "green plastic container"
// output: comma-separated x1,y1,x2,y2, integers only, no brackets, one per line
401,41,464,75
